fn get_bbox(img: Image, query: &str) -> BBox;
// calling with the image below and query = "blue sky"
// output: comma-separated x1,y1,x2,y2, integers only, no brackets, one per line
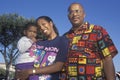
0,0,120,71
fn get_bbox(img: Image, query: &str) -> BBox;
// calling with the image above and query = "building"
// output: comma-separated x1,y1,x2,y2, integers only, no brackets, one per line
0,63,15,79
116,72,120,80
0,63,15,72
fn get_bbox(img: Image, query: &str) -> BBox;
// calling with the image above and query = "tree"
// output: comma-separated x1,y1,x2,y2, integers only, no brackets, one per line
0,13,36,79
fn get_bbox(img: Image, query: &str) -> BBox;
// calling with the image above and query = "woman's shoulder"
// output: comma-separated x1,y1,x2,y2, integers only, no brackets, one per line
58,36,69,44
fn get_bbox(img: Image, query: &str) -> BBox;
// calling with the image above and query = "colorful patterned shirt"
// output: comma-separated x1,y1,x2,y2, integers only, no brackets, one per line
61,22,118,80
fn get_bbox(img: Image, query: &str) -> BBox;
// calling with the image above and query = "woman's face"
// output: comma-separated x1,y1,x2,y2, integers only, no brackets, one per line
37,18,53,36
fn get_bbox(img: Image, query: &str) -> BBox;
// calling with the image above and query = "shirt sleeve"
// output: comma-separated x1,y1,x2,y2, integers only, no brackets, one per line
97,26,118,59
17,36,33,53
55,36,69,62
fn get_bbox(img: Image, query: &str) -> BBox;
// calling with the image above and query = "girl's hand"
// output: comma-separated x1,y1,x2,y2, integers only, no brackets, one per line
31,37,37,43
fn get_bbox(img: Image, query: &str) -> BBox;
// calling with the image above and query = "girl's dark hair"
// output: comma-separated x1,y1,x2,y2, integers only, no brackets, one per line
24,22,37,31
22,22,37,36
36,16,59,36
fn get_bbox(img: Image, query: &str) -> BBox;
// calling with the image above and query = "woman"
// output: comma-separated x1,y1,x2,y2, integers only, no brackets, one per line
15,16,69,80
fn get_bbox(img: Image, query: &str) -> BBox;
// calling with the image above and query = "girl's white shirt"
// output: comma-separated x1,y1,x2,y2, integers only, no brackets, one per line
15,36,35,64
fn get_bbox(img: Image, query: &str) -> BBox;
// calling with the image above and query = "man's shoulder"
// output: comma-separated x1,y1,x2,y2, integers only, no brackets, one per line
89,24,105,31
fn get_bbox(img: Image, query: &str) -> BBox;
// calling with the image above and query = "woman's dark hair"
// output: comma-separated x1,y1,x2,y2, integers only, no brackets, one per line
36,16,59,36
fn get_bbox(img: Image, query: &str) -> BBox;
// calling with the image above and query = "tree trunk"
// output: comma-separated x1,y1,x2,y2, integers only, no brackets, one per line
5,65,10,80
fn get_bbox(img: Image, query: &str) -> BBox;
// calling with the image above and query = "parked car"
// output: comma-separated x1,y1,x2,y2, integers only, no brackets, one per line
116,72,120,80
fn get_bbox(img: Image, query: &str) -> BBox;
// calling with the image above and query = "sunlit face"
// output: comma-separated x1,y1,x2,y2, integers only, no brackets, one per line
24,26,37,39
37,19,53,36
68,3,85,27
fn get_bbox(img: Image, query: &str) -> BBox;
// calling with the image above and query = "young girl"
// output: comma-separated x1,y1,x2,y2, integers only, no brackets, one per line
15,22,38,70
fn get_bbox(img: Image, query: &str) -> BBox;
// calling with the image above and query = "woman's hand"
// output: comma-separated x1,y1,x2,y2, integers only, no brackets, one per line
15,69,32,80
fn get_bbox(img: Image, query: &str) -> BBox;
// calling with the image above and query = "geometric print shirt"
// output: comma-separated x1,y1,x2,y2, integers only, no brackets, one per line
60,22,118,80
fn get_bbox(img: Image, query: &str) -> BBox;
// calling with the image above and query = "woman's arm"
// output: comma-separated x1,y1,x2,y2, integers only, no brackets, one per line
15,62,64,79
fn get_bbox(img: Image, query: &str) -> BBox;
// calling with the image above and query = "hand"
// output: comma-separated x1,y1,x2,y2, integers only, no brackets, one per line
31,37,37,42
15,69,32,80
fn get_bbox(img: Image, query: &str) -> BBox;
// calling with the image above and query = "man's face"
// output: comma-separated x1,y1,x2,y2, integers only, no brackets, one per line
68,4,85,27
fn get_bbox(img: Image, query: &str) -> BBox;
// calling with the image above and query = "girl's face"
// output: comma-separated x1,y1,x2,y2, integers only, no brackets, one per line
24,26,37,39
37,18,53,36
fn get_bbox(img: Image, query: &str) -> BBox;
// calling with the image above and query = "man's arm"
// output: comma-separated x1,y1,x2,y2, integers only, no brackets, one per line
103,55,116,80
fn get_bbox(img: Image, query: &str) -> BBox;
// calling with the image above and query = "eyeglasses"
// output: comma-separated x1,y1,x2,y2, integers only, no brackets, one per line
68,10,83,15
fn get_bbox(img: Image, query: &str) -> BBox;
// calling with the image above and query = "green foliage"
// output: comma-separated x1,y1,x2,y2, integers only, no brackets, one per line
0,13,35,47
0,68,6,76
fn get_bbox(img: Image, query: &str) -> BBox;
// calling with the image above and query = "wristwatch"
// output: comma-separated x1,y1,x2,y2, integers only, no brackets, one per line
33,68,36,74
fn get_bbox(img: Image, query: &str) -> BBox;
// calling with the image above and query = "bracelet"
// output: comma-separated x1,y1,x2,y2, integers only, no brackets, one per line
33,68,36,74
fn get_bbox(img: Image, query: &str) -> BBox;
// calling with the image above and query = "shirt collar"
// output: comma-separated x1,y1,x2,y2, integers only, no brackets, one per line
69,22,90,34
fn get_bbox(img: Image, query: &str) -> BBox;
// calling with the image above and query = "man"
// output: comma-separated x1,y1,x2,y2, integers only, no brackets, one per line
62,2,118,80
